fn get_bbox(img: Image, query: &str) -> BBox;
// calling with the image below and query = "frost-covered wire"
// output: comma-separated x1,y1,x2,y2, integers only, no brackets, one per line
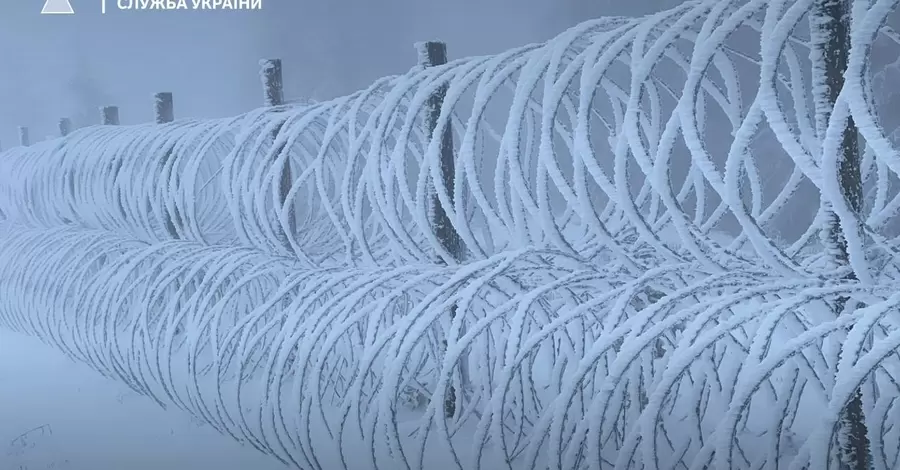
1,0,900,469
2,0,899,276
1,223,899,470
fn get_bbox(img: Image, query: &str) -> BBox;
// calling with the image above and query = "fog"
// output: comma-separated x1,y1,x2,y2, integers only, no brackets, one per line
0,0,679,145
5,2,900,469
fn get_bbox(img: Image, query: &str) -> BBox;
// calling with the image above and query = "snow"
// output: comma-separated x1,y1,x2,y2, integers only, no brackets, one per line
0,330,287,470
2,0,900,468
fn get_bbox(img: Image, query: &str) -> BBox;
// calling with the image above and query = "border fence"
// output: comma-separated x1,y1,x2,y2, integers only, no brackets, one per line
2,1,900,469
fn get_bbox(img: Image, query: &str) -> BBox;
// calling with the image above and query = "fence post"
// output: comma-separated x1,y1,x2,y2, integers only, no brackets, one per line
101,106,120,125
417,41,462,264
151,92,180,238
259,58,295,251
18,127,30,147
260,59,284,106
416,40,465,419
154,92,174,124
59,118,72,137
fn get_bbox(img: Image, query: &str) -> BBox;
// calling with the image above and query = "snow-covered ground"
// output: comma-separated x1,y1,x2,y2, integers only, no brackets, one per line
0,330,287,470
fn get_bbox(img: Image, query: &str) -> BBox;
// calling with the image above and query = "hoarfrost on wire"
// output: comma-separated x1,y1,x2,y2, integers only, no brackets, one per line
1,0,900,469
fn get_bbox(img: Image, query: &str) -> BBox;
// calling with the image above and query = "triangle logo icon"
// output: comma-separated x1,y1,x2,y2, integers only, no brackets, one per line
41,0,75,14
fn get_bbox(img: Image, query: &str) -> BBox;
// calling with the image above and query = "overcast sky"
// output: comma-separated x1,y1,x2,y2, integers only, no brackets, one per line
0,0,679,145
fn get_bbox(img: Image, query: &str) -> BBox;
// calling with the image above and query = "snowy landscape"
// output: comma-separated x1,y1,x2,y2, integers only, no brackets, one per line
0,330,287,470
2,0,900,469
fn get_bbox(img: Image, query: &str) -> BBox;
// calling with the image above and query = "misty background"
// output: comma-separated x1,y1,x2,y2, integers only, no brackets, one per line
0,0,679,145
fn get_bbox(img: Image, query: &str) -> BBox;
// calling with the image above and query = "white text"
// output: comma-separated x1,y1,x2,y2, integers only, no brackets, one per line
116,0,262,10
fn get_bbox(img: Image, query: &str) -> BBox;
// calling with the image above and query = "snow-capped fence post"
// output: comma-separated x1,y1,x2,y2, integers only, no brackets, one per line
259,58,295,253
100,106,120,125
417,40,466,419
154,92,174,124
260,59,283,107
58,118,72,137
18,127,29,147
810,0,869,468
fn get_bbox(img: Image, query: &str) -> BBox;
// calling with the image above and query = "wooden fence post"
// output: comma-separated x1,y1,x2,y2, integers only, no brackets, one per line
260,59,284,107
151,91,183,315
151,92,180,238
259,58,295,251
18,127,30,147
416,40,465,419
59,118,72,137
101,106,120,125
154,92,174,124
417,41,462,264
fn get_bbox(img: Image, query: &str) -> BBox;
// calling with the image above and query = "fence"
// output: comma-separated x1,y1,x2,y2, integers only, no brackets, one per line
1,0,900,469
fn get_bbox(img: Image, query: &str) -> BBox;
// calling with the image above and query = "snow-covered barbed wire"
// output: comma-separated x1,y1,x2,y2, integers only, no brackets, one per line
2,0,900,469
1,222,900,470
2,0,899,276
